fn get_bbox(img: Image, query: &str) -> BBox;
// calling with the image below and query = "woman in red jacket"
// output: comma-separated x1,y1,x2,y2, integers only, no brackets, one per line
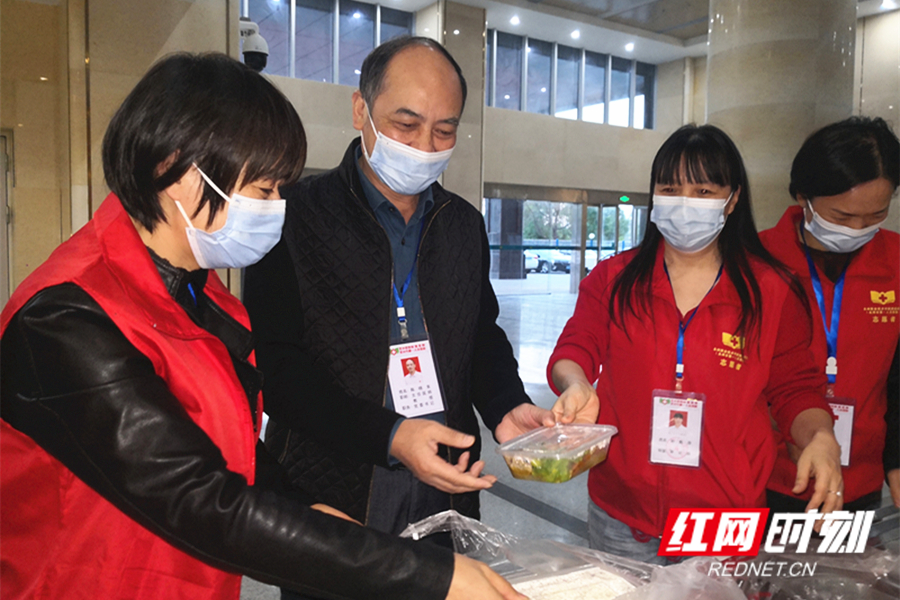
547,124,842,564
762,117,900,513
0,52,521,600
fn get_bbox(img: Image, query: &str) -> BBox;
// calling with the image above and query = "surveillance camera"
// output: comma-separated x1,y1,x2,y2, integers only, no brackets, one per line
239,17,269,73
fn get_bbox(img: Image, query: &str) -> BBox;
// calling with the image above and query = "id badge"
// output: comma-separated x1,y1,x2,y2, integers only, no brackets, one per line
828,397,855,467
650,390,705,468
388,339,446,418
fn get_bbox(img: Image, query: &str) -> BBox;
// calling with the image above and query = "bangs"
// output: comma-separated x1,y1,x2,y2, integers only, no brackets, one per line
225,74,307,189
238,92,307,188
653,127,735,188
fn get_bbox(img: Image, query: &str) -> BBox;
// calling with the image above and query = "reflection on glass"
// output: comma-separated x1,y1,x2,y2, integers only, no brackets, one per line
633,206,648,246
339,0,374,87
601,206,617,257
635,62,655,130
555,45,580,120
496,32,523,110
617,204,634,251
249,0,290,77
380,7,412,43
609,57,631,127
486,30,493,106
583,51,606,124
586,206,599,272
526,39,552,115
296,0,333,82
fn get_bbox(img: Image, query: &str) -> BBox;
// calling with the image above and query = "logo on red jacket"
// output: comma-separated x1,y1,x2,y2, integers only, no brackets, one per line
870,290,896,305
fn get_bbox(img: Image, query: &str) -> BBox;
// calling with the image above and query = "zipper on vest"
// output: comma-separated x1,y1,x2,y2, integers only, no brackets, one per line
416,201,454,469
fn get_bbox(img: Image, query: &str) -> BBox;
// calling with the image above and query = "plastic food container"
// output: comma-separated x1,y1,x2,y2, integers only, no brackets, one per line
497,424,618,483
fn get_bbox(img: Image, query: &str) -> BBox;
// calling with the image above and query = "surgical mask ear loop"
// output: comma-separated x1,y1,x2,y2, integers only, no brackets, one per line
361,103,377,163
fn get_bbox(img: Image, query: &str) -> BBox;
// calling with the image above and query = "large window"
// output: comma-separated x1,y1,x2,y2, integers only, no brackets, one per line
583,51,606,124
526,39,552,115
495,32,523,111
486,29,656,130
555,45,580,120
245,0,414,84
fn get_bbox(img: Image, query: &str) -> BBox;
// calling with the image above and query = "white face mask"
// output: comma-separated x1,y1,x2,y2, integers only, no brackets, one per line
174,165,285,270
650,193,733,254
803,202,884,253
361,104,454,196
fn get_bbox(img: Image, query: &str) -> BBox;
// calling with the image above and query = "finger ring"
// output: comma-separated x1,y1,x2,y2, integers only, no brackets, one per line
827,490,842,496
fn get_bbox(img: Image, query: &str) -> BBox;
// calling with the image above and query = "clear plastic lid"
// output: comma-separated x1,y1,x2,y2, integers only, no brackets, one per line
497,423,618,459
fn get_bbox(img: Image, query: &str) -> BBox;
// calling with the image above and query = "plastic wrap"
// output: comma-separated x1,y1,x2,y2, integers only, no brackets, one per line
728,547,899,600
400,510,654,596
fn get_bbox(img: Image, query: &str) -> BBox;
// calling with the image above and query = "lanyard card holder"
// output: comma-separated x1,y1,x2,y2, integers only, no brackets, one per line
827,396,855,467
388,336,447,419
649,389,705,468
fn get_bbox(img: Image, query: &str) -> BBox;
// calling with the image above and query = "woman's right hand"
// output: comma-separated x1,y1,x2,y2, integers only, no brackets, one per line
447,555,527,600
550,359,600,425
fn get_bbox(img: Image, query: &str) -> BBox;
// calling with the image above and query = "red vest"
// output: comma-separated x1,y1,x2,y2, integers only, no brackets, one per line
549,243,829,537
1,195,261,600
761,206,899,503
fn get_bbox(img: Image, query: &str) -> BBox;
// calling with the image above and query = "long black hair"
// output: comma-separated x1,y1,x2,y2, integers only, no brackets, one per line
609,124,806,343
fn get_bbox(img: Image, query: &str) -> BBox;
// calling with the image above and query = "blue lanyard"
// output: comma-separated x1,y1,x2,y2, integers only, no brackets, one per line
391,222,426,340
187,282,198,306
801,229,847,386
665,262,723,390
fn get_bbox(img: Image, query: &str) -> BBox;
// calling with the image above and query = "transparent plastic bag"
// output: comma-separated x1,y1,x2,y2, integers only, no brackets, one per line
728,547,900,600
400,509,654,596
613,556,747,600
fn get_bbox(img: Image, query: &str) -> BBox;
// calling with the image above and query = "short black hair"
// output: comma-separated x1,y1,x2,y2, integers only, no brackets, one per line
790,116,900,201
358,36,467,114
102,52,306,231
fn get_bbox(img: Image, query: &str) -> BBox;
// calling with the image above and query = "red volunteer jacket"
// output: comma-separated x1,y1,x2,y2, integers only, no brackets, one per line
761,206,900,503
1,194,260,599
548,243,830,537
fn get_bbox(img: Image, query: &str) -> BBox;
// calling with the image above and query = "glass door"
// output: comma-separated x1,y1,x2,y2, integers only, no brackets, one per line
484,197,582,295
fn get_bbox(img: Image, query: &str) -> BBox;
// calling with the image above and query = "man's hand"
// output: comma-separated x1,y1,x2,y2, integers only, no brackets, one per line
446,555,527,600
390,419,496,494
888,469,900,508
495,403,555,444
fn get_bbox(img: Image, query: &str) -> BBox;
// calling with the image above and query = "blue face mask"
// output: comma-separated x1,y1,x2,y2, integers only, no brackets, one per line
361,104,454,196
804,202,884,253
174,165,285,270
650,192,733,254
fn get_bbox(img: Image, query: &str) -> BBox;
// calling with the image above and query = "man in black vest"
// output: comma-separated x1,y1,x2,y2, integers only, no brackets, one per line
245,37,574,599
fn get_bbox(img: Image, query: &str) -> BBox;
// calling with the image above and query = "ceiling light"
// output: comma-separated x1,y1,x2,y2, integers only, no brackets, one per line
453,29,460,35
504,94,510,100
353,11,361,18
354,69,361,75
39,76,49,81
570,29,580,39
881,0,899,9
625,42,634,52
510,15,520,25
541,87,547,92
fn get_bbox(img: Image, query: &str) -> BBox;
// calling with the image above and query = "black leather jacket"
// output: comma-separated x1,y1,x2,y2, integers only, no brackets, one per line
0,251,453,600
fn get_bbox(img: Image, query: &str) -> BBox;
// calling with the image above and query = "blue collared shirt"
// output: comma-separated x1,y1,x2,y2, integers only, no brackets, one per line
354,150,445,463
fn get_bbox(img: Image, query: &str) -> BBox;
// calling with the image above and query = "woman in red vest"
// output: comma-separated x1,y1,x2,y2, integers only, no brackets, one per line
547,124,843,564
762,117,900,513
0,52,521,600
